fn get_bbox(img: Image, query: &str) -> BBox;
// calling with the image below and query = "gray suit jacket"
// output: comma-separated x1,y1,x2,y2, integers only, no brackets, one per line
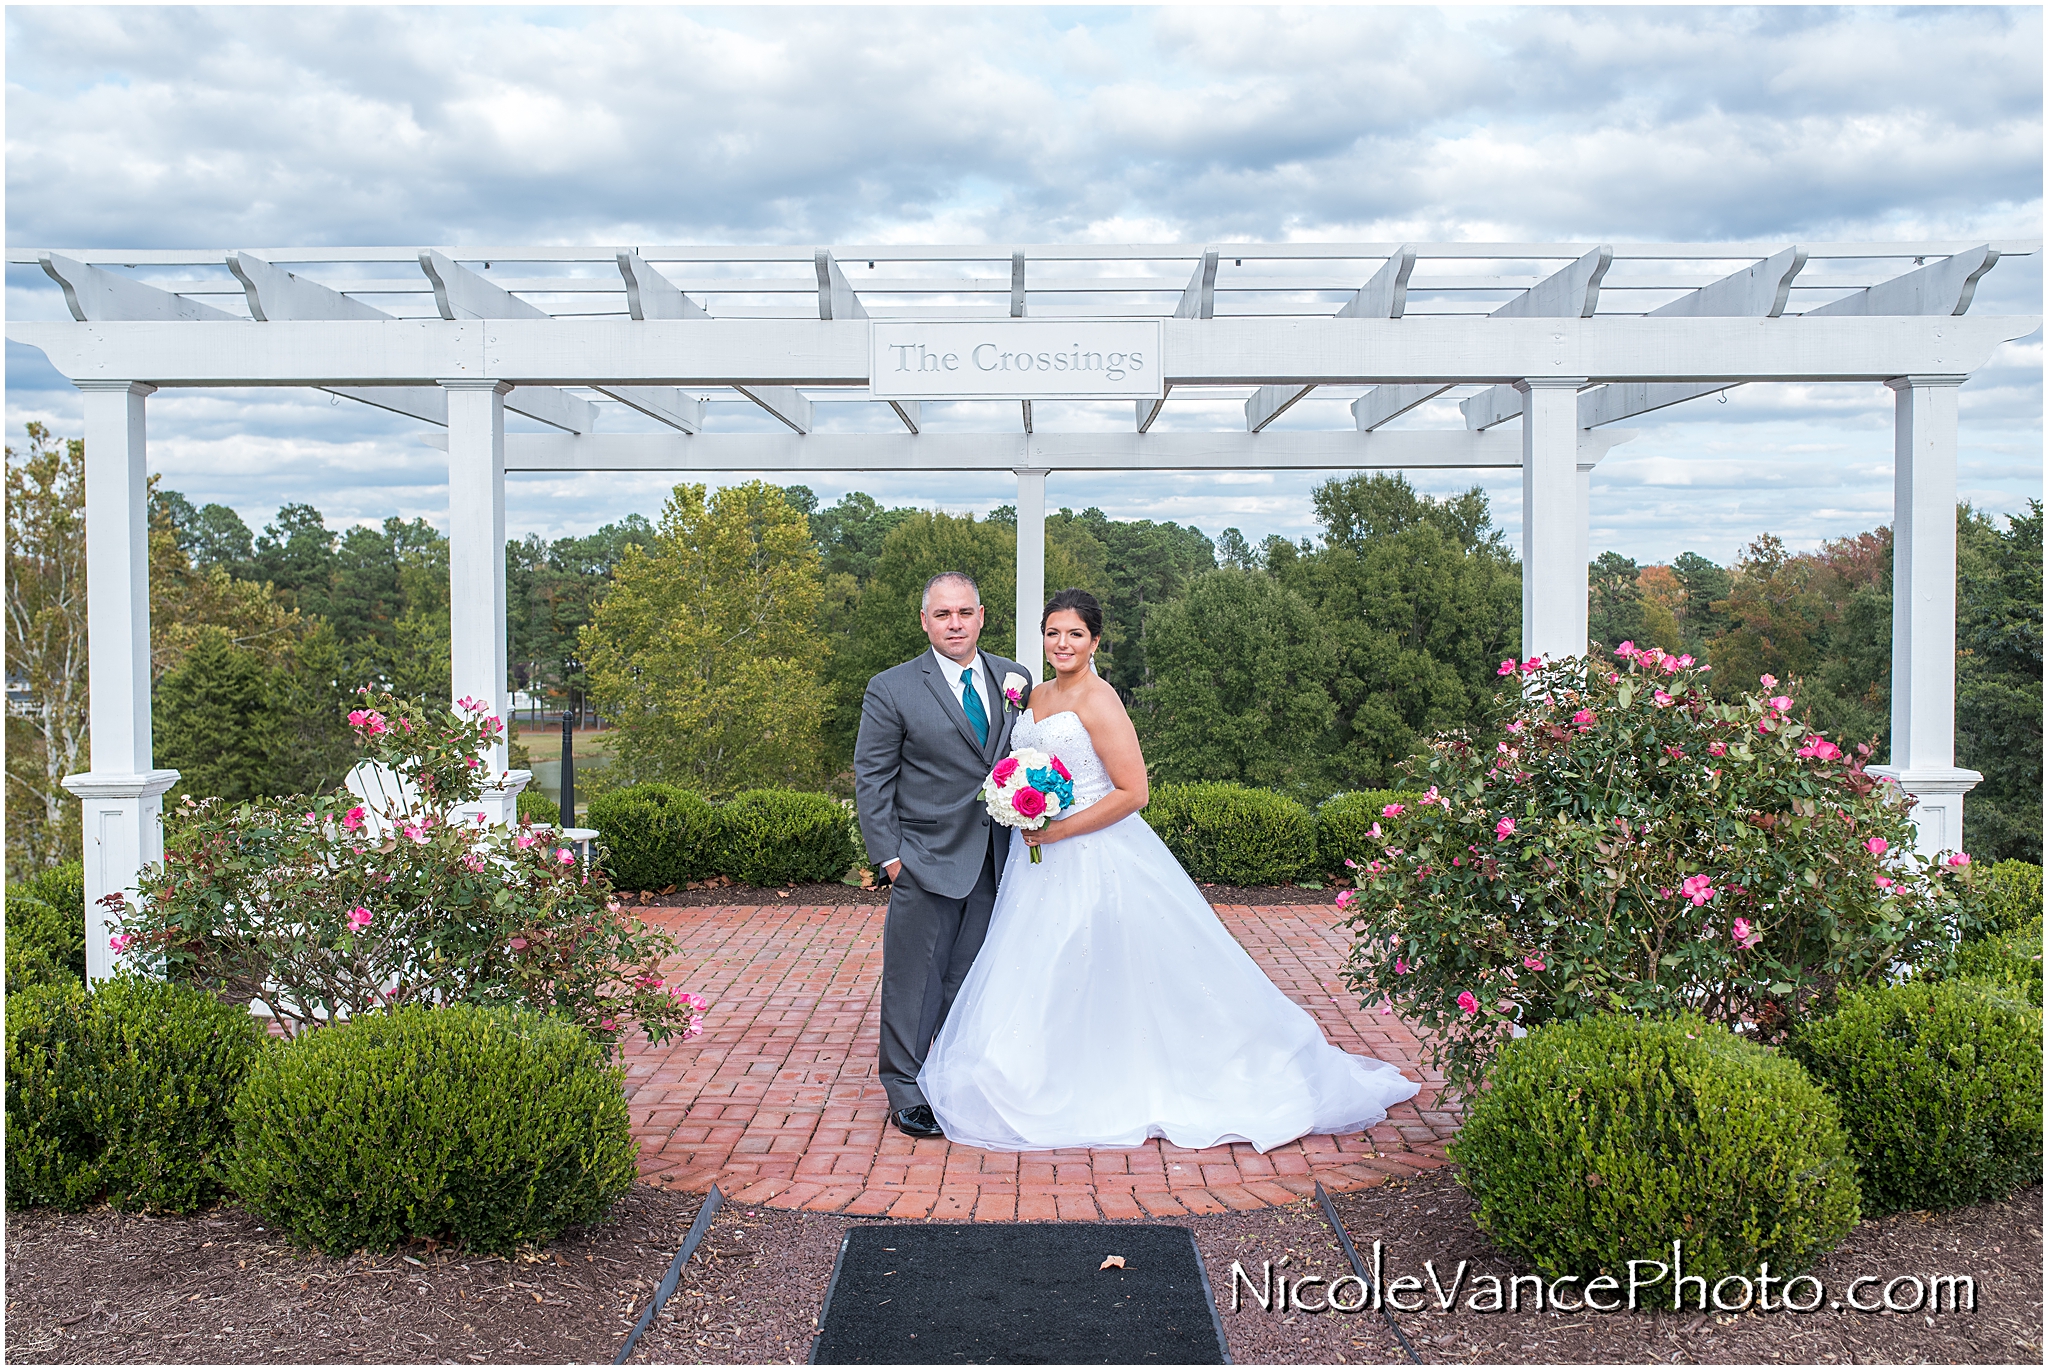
854,649,1032,900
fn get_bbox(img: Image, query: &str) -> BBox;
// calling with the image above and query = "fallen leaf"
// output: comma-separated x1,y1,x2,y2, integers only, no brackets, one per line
660,885,677,895
1100,1255,1126,1269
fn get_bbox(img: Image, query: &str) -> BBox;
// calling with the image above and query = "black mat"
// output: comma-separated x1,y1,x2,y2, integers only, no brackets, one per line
810,1222,1228,1364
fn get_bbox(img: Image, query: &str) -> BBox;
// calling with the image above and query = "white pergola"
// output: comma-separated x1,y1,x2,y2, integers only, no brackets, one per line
7,238,2037,982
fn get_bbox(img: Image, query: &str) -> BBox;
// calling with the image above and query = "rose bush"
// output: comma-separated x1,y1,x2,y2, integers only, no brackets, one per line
1339,646,1985,1095
112,694,704,1054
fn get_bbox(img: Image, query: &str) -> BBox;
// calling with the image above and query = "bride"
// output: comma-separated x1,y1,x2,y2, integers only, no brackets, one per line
918,588,1420,1152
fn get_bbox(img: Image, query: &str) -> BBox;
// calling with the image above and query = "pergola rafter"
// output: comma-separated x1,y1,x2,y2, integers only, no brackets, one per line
6,237,2038,985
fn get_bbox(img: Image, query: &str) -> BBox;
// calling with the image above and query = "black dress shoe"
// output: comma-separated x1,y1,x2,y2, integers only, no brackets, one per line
892,1104,945,1139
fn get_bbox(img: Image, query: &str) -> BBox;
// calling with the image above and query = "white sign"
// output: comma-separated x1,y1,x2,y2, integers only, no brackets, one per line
870,320,1164,400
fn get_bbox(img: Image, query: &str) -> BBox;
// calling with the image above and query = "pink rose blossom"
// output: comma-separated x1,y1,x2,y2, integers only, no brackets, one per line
462,852,486,872
1947,852,1971,868
1012,787,1047,819
1368,822,1382,839
1797,735,1843,761
1382,803,1405,818
1523,956,1546,972
1707,742,1727,757
347,905,372,931
557,848,576,865
1394,957,1409,975
1521,656,1543,674
1457,990,1479,1017
1505,720,1525,734
1494,816,1515,841
342,805,366,831
1768,695,1794,712
1676,655,1694,668
402,823,430,845
1760,674,1778,688
1334,889,1354,909
1653,690,1674,708
1572,709,1595,730
1874,875,1895,889
991,756,1020,786
1661,657,1680,675
109,933,133,954
1680,874,1716,907
1606,672,1620,684
1050,756,1071,781
1498,659,1517,677
599,1018,617,1032
1731,917,1762,949
1864,837,1889,857
1614,640,1637,658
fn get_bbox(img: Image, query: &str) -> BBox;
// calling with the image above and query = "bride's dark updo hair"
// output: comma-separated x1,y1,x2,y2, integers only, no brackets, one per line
1041,588,1104,639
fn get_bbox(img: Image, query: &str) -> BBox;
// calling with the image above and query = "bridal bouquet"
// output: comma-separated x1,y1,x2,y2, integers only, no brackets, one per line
983,748,1076,863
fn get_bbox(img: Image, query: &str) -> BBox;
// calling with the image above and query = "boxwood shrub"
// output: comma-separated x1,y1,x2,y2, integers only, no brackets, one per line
1314,790,1414,878
516,788,561,827
1451,1013,1859,1284
1144,783,1315,886
1788,979,2042,1216
229,1004,636,1256
717,790,858,886
6,861,86,994
1950,917,2044,1005
588,783,718,891
6,976,269,1212
1982,860,2043,938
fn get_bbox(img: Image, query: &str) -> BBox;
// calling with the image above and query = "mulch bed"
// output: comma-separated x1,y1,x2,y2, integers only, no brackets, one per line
4,1183,704,1365
633,880,1346,909
12,1172,2037,1364
1326,1169,2045,1365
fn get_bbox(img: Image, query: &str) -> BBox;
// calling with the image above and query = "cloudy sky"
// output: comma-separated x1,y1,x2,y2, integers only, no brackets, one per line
6,5,2041,565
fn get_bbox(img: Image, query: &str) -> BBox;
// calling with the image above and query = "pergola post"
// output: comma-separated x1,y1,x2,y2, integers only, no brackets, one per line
63,380,178,984
1870,375,1978,855
1013,467,1048,679
1516,378,1588,661
441,379,529,824
1575,454,1596,651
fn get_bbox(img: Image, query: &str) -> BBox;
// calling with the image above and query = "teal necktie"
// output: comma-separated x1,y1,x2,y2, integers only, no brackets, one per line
960,667,990,748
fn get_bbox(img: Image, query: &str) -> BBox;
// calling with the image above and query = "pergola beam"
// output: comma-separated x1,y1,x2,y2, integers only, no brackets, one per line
617,251,708,320
732,385,813,435
40,251,238,322
1250,244,1421,431
1805,245,2000,317
459,427,1636,472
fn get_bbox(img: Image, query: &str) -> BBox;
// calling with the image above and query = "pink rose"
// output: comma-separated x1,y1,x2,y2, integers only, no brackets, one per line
1760,674,1777,688
1768,696,1794,712
516,832,537,849
1334,889,1354,909
1521,656,1543,674
342,805,366,831
1012,787,1047,819
991,757,1020,786
1797,736,1842,761
1614,640,1637,658
1707,742,1726,757
1494,816,1515,840
1864,837,1888,857
1368,822,1382,839
1382,803,1404,818
1653,690,1674,708
1522,956,1545,972
1731,917,1762,949
557,848,576,865
1394,957,1409,975
1498,660,1517,677
1505,720,1525,734
599,1018,617,1032
1572,709,1595,729
1676,655,1694,668
1680,874,1715,907
1050,756,1071,781
347,905,372,932
1457,991,1479,1017
109,933,133,954
1874,875,1895,889
1947,852,1971,868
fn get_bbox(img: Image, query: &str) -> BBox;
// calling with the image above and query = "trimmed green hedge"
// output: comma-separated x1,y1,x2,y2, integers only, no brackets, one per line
1951,917,2044,1006
516,788,561,827
6,861,86,994
1789,978,2042,1216
718,790,857,887
1452,1013,1859,1284
588,783,719,890
6,976,269,1212
1982,860,2043,938
229,1004,636,1256
1313,790,1415,877
1144,782,1315,885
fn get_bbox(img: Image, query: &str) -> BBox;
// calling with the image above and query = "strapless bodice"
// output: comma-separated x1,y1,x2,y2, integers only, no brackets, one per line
1009,709,1115,815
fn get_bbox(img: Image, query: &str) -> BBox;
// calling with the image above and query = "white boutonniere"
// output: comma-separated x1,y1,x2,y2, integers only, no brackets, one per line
1001,672,1029,712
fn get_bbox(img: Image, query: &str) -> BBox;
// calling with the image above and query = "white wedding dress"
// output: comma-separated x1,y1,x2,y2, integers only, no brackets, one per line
918,707,1421,1152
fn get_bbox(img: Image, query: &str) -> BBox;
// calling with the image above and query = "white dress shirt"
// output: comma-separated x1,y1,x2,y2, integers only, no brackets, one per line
932,647,994,723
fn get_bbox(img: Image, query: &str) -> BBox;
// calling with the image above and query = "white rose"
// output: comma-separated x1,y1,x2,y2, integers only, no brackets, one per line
1002,671,1029,704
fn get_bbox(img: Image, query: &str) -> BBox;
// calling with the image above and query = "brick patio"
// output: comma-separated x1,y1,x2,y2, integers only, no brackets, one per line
620,901,1460,1221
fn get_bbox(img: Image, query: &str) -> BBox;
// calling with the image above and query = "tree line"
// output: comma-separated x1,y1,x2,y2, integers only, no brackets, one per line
6,421,2039,876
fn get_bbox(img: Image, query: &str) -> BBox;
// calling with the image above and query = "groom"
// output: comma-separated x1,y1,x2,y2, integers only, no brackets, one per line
854,571,1032,1139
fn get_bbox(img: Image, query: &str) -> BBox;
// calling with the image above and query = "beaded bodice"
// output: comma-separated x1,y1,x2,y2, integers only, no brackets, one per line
1009,709,1115,815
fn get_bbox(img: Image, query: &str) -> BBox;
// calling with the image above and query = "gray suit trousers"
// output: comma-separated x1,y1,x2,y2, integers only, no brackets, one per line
878,833,999,1112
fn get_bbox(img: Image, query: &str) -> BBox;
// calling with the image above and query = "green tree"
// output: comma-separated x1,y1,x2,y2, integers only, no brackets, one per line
580,481,827,795
1054,508,1214,695
5,424,89,873
1586,550,1643,652
1957,500,2043,862
1134,569,1336,797
154,627,283,802
1672,550,1734,653
1279,475,1522,790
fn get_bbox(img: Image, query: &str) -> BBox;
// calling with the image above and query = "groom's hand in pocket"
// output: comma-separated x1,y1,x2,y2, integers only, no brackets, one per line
882,859,902,885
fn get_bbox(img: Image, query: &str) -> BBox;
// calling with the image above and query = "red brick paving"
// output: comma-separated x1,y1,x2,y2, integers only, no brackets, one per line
619,901,1459,1220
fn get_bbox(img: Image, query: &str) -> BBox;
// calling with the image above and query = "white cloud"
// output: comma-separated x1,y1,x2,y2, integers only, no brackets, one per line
4,4,2039,565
